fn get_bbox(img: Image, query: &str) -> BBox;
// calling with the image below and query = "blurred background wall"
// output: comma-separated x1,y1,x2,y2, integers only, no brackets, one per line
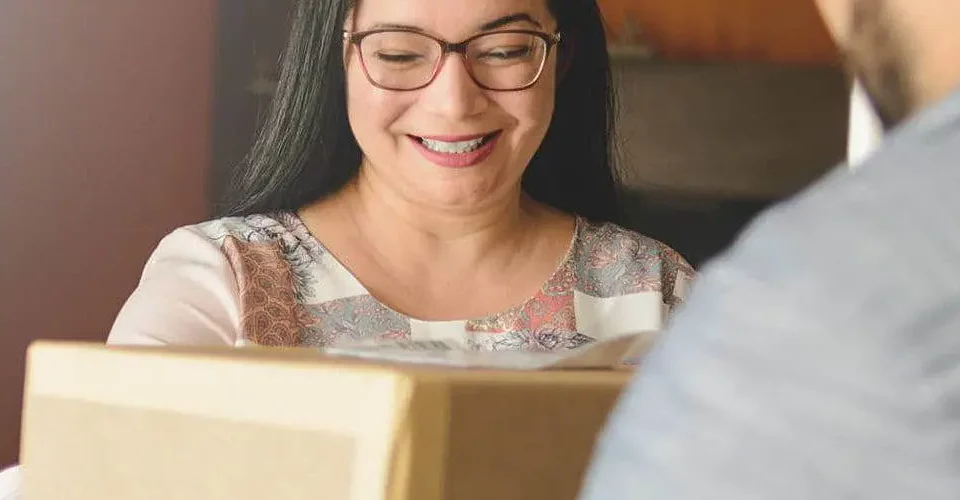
0,0,215,465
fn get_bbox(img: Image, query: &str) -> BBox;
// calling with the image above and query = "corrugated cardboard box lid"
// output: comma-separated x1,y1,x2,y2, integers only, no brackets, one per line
20,341,630,500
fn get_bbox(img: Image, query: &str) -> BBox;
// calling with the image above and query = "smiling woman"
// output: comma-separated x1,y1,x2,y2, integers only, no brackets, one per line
102,0,695,350
0,0,698,493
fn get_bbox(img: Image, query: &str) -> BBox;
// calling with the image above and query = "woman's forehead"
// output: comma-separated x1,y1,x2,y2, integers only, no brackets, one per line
349,0,555,36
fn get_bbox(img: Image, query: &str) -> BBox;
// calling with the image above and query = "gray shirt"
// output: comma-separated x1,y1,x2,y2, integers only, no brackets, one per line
579,89,960,499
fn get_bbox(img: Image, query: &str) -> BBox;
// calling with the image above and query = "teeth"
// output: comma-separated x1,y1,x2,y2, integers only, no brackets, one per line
421,137,485,154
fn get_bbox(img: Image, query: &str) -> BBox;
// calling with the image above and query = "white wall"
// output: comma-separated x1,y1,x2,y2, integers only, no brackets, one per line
847,80,884,167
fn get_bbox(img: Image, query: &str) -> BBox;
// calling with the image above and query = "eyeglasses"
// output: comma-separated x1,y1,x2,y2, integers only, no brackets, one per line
342,28,562,92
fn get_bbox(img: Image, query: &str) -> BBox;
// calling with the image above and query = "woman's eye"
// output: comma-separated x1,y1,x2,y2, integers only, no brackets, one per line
480,47,531,60
375,52,422,63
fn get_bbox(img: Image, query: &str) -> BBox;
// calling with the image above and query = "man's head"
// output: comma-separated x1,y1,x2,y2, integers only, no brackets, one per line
816,0,960,130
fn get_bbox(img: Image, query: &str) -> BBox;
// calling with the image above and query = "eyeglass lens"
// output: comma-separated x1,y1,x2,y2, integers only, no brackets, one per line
358,31,549,90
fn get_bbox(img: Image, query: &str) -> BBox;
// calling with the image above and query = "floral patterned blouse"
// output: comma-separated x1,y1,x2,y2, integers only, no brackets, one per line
106,212,695,350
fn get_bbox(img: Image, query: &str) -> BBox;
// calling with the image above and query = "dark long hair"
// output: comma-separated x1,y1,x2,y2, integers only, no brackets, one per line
220,0,621,223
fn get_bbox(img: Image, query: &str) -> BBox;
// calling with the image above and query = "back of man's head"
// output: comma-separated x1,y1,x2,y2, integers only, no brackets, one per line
816,0,960,130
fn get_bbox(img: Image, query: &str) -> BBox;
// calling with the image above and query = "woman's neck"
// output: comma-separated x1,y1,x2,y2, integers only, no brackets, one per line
297,169,576,319
342,170,540,269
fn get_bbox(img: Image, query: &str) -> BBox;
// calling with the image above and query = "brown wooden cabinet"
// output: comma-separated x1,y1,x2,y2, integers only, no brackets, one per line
599,0,839,65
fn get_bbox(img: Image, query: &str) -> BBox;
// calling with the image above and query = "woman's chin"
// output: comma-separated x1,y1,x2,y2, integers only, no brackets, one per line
412,184,512,213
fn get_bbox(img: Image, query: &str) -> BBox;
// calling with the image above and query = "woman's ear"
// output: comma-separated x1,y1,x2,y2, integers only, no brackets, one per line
342,11,355,67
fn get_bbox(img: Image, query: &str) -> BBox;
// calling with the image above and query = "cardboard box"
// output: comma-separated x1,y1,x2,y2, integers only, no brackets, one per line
20,341,632,500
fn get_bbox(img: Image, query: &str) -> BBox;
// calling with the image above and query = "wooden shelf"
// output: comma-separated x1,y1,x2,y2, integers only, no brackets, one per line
599,0,839,65
607,44,657,61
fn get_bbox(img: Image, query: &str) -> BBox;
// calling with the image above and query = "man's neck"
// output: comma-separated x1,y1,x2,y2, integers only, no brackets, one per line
900,5,960,119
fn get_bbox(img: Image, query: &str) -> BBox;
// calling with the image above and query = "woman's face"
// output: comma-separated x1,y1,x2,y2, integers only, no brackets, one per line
344,0,558,210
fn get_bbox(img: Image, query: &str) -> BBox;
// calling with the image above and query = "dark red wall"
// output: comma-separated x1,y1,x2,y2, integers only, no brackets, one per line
0,0,215,464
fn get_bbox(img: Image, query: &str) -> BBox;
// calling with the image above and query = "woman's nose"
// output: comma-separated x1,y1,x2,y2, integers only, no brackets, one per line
418,55,489,119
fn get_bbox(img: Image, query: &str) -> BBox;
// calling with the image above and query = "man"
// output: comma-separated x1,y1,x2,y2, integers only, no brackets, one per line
579,1,960,499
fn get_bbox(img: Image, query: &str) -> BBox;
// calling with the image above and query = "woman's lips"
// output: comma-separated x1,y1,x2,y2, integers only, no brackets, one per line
408,131,501,168
418,133,490,142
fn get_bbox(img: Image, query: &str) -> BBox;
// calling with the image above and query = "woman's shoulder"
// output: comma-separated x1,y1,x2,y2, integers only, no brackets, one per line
157,211,322,264
163,210,322,282
140,211,321,290
575,218,693,268
572,217,696,302
176,211,313,249
108,211,319,347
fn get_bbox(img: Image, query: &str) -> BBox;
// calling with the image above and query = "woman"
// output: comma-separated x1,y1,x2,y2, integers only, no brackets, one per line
106,0,695,349
0,0,696,491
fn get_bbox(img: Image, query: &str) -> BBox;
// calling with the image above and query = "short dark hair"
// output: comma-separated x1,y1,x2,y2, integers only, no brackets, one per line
220,0,621,223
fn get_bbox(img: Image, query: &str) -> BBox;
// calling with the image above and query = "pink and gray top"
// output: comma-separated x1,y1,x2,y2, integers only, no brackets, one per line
107,212,695,350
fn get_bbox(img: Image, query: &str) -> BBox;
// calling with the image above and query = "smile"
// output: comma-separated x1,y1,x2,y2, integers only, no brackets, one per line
408,131,502,168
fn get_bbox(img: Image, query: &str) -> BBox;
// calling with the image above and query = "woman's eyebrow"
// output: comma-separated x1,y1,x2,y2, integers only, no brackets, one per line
479,13,542,31
365,13,542,34
369,22,423,31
